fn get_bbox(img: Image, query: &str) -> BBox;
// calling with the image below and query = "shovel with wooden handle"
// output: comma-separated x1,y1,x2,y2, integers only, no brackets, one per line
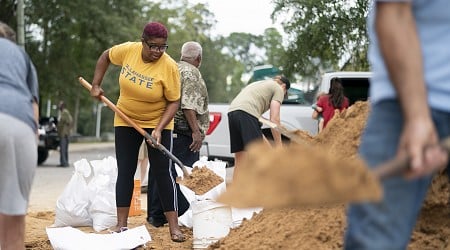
259,117,306,145
373,137,450,179
78,77,191,179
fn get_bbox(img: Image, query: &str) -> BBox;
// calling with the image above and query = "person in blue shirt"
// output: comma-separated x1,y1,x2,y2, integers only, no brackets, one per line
344,1,450,249
0,21,39,250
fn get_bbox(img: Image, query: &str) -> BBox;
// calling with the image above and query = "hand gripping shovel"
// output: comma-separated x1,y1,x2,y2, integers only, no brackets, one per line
78,77,191,179
371,137,450,179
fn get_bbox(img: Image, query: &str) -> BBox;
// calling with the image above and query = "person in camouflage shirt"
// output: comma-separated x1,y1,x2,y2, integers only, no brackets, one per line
173,41,209,163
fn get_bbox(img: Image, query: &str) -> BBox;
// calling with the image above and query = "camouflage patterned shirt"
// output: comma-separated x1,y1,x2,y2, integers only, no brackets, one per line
174,61,209,137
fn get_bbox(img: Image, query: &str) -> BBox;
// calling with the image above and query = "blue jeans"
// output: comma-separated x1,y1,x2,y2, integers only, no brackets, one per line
345,100,450,250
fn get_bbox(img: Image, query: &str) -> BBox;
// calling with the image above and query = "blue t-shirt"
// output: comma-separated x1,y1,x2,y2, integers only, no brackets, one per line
367,0,450,112
0,38,39,131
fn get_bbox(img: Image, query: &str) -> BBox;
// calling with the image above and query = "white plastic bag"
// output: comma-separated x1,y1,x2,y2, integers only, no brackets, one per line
53,157,118,231
176,157,262,229
177,157,227,228
194,157,227,201
46,225,151,250
88,156,117,232
53,159,92,227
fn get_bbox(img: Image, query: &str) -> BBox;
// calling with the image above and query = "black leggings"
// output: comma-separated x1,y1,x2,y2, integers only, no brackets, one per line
114,127,179,212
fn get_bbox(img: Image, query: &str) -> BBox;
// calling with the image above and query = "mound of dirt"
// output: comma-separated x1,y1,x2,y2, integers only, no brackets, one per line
177,166,224,195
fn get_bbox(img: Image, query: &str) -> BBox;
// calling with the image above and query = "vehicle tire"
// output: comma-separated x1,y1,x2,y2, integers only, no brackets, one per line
37,147,48,165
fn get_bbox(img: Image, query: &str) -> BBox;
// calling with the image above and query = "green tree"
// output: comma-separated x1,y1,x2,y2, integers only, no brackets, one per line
220,32,266,72
25,0,145,135
273,0,370,77
0,0,17,28
263,28,286,69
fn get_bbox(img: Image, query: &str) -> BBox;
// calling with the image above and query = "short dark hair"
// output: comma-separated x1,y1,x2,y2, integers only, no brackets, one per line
142,22,168,40
279,75,290,90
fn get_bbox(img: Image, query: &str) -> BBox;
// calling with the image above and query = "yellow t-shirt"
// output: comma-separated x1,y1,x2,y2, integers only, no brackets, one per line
109,42,180,129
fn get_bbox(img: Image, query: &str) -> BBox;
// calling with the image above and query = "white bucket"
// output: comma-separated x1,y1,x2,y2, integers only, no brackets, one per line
192,200,232,249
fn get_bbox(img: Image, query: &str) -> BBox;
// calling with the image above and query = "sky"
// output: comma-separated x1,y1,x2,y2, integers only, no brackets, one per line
187,0,282,37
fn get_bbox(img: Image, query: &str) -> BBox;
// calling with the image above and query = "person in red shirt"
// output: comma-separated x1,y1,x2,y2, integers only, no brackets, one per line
316,77,349,129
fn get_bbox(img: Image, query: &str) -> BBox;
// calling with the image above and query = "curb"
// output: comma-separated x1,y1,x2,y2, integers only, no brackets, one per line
69,141,115,152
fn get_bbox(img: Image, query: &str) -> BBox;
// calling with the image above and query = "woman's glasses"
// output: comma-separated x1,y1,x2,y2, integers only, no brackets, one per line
143,40,169,52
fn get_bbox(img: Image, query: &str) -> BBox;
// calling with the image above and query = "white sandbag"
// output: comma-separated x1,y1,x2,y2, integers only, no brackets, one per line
88,156,118,232
178,184,195,228
193,157,227,201
176,157,263,229
53,159,92,227
46,225,151,250
177,157,227,228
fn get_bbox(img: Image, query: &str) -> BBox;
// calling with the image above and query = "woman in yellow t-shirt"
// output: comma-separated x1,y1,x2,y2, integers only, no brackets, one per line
89,22,186,242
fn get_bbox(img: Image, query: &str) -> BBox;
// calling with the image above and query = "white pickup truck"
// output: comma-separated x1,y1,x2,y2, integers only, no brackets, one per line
202,71,372,165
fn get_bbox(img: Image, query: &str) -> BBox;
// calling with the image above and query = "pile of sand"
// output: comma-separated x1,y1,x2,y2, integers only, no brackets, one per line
177,166,224,195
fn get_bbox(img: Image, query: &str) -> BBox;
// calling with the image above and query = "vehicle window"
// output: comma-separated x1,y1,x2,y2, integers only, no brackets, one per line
283,87,313,105
341,78,370,105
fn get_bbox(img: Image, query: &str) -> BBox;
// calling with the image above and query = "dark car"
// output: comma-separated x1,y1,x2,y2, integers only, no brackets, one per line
37,116,60,165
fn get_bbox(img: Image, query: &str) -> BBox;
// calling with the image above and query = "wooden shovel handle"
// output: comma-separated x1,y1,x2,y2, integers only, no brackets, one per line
373,137,450,179
258,117,306,145
78,77,190,178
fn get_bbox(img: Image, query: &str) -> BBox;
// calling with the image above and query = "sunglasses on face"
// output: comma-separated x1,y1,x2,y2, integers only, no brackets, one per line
143,40,169,52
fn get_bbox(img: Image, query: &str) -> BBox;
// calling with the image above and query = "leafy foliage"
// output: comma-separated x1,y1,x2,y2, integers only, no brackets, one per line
0,0,17,28
273,0,370,78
